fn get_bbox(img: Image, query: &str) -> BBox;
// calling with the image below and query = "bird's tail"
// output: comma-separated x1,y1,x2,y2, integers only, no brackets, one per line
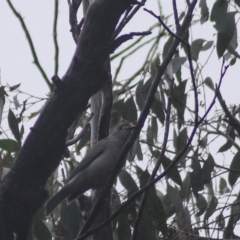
45,187,70,216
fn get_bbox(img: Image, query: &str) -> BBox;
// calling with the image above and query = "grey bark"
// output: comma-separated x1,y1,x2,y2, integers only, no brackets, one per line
0,0,133,239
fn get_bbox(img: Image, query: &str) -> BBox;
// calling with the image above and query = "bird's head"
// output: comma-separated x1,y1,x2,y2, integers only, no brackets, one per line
111,121,135,140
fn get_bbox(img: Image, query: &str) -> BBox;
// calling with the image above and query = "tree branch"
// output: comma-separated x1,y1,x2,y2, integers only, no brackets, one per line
6,0,52,90
0,0,133,239
53,0,59,75
77,1,199,239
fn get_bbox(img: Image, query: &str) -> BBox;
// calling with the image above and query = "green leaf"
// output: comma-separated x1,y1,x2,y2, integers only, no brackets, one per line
204,77,214,90
204,196,218,222
180,172,191,198
0,97,5,124
149,55,160,77
163,36,174,59
167,183,182,209
172,81,187,129
76,129,90,154
145,190,167,236
216,213,225,229
199,0,209,23
136,140,143,160
171,57,187,74
151,96,165,124
191,39,205,61
219,177,230,194
218,127,235,152
117,209,132,240
176,206,191,231
9,83,21,91
215,12,236,58
199,135,208,149
230,193,240,224
28,108,41,119
157,191,175,219
60,201,80,240
200,154,215,185
210,0,228,22
8,109,21,142
230,57,237,65
228,150,240,186
191,154,203,194
136,168,151,189
151,116,158,142
123,96,138,122
196,194,208,216
135,79,151,111
127,137,141,162
175,127,188,154
146,123,154,146
136,187,166,239
162,156,182,186
0,139,20,152
33,214,52,240
201,41,214,51
235,0,240,7
119,169,138,197
173,128,177,150
223,194,240,239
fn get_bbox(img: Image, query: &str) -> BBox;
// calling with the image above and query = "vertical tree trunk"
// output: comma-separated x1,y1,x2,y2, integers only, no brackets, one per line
0,0,132,238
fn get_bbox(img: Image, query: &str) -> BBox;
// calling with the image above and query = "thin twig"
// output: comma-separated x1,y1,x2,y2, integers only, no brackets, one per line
66,113,93,146
61,168,66,183
144,7,199,140
68,0,83,43
76,1,198,239
53,0,59,75
172,0,180,32
216,87,240,136
113,0,147,39
6,0,52,90
110,31,152,53
77,24,228,240
131,78,174,239
199,126,240,151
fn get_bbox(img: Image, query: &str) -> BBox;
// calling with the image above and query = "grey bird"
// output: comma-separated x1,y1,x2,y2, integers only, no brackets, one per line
45,121,134,215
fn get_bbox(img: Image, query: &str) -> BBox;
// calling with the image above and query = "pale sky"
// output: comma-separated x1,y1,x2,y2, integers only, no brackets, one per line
1,1,240,237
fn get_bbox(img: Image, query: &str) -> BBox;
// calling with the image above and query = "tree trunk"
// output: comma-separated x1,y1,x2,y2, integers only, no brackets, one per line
0,0,132,239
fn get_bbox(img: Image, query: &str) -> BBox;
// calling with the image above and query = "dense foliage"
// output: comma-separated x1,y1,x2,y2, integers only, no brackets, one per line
1,0,240,239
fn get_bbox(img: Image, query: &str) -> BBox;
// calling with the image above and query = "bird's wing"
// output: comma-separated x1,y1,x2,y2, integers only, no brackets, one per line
67,138,108,181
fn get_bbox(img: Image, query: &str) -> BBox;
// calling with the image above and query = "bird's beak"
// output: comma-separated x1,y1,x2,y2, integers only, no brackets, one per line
128,125,136,130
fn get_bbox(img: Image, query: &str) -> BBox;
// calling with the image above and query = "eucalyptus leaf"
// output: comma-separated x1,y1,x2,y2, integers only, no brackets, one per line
191,39,205,61
228,150,240,186
204,196,218,222
219,177,230,194
162,156,182,186
0,139,20,152
119,169,138,197
210,0,228,22
60,201,80,240
8,109,21,142
218,127,235,152
199,0,209,23
215,12,236,58
117,209,132,240
200,154,215,185
196,194,208,216
33,214,52,240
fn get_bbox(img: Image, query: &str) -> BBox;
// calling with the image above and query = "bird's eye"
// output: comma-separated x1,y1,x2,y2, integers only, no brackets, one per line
119,126,122,131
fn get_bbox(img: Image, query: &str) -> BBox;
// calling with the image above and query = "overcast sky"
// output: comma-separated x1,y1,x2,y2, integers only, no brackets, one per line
1,2,240,236
0,0,240,150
